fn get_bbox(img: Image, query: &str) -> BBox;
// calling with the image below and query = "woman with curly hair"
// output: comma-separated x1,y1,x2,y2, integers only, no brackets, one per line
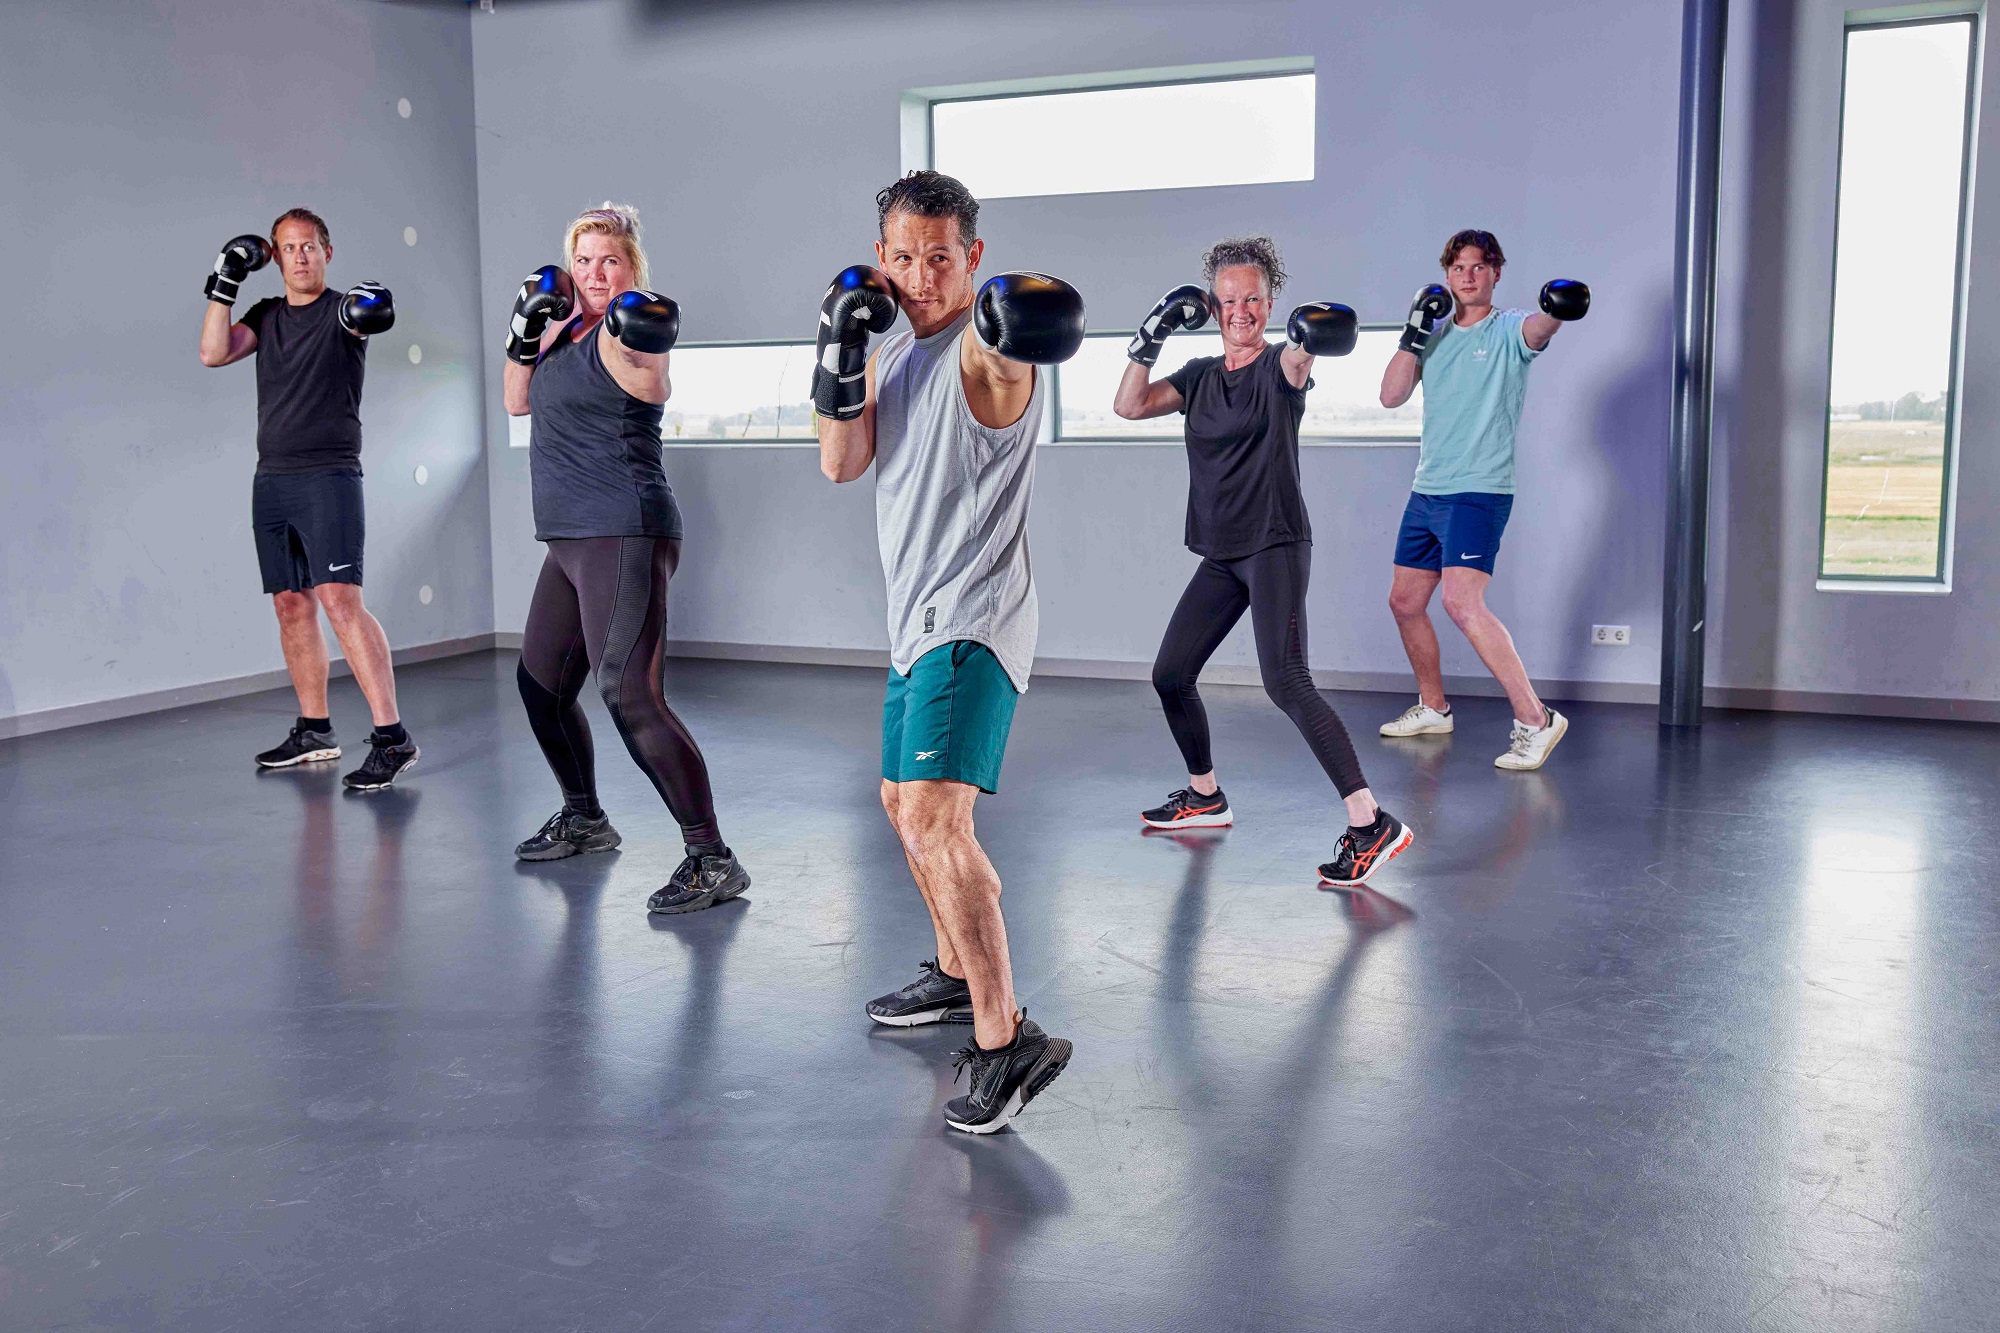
1112,235,1413,888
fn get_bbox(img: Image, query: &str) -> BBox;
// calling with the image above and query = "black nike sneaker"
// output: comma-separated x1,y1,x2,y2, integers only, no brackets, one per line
646,849,751,915
1317,809,1415,888
256,722,340,769
943,1013,1073,1135
515,808,622,861
1141,787,1233,829
865,958,973,1027
342,736,420,790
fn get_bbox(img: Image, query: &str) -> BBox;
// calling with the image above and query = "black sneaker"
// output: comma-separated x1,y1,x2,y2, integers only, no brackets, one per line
865,958,973,1027
646,849,750,915
256,723,340,769
342,736,419,790
1317,809,1415,888
1141,787,1233,829
943,1013,1073,1135
515,808,621,861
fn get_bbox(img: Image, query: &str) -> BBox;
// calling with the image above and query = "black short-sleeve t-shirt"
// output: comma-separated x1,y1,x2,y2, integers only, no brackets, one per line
1165,342,1311,560
241,290,366,474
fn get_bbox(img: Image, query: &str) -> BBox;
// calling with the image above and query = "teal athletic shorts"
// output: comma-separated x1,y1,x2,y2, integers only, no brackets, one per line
880,640,1020,794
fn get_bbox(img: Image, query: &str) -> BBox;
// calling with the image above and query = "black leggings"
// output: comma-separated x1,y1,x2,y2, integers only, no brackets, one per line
1151,540,1368,798
517,536,723,849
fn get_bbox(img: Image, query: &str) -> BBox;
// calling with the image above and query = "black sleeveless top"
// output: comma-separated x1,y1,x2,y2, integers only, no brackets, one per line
527,317,681,541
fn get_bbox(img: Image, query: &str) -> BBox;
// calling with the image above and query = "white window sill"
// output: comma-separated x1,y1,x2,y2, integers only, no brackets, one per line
1815,577,1952,595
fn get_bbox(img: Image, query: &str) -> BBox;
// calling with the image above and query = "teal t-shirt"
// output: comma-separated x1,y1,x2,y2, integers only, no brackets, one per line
1412,307,1539,495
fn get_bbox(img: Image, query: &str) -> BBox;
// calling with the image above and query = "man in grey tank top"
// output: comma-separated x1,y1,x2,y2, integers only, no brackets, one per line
815,170,1086,1134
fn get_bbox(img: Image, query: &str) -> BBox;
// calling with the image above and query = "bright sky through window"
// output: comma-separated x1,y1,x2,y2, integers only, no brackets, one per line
932,74,1315,200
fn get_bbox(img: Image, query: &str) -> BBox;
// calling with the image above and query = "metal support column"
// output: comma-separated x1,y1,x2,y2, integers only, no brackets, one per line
1661,0,1728,727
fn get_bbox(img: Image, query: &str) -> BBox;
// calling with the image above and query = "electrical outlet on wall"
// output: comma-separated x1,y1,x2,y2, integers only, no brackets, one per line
1591,624,1631,647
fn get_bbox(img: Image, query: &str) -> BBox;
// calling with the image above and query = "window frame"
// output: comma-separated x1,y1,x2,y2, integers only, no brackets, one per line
1815,10,1981,592
646,329,1420,449
901,57,1315,186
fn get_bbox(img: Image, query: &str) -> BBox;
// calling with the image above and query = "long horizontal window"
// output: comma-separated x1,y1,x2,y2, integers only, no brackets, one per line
661,341,817,442
1057,329,1420,442
930,72,1314,200
1820,15,1976,584
641,334,1418,446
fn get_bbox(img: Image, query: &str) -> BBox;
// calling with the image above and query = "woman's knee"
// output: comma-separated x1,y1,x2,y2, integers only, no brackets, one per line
1152,659,1192,701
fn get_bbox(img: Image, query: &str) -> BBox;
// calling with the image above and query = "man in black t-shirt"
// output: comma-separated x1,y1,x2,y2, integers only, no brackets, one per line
198,207,418,789
1112,236,1413,888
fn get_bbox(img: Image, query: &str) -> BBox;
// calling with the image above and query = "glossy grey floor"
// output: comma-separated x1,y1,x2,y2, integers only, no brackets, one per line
3,653,1996,1331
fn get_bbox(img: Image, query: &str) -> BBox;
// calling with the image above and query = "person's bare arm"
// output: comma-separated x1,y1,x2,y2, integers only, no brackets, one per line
1278,343,1314,390
1523,312,1562,352
1381,349,1421,409
502,323,566,417
198,301,256,367
1114,361,1185,419
960,330,1037,431
598,321,670,405
819,351,878,483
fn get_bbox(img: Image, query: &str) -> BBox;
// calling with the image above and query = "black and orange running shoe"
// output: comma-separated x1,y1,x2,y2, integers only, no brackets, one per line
1141,787,1233,830
1317,809,1415,887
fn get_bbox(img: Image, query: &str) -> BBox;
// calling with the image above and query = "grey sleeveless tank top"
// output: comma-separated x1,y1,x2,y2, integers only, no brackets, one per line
871,307,1048,692
527,317,681,541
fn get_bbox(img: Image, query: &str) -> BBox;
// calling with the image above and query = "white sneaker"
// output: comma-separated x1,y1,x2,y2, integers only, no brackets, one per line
1379,701,1455,737
1495,708,1568,771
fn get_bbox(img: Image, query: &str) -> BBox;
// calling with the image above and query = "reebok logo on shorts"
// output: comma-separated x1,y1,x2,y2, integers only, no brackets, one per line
914,749,940,761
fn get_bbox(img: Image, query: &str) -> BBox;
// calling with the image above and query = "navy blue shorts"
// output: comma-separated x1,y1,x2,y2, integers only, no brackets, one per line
1393,491,1514,576
251,468,365,594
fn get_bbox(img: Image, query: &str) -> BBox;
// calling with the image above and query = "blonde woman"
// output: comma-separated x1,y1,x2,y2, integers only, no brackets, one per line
500,203,749,914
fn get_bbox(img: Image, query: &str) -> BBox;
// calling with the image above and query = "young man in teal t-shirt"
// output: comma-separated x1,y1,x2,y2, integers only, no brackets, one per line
1377,229,1589,771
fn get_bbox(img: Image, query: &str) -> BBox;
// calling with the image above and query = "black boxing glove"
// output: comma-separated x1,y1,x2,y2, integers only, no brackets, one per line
338,282,395,337
1286,302,1358,358
606,289,680,354
973,272,1086,365
1539,279,1590,321
204,234,271,306
811,265,899,421
1399,283,1453,356
1127,284,1209,366
506,265,575,365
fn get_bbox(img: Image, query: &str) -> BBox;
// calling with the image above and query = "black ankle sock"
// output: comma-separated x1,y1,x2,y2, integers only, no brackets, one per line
371,722,408,746
299,715,331,733
687,840,728,860
566,799,604,820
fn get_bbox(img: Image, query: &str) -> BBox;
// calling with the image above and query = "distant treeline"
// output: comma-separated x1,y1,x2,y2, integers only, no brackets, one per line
1841,392,1948,422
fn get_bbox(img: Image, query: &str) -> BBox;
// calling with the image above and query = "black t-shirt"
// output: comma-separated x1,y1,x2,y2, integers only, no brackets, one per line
1166,342,1311,560
241,290,366,474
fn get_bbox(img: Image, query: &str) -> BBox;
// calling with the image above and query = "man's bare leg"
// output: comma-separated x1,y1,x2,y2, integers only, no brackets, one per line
273,591,331,717
880,779,965,979
1387,565,1448,713
1439,567,1546,727
315,583,400,728
889,778,1017,1048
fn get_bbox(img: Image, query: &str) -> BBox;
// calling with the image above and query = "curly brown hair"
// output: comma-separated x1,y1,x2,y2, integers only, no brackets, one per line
1200,235,1286,296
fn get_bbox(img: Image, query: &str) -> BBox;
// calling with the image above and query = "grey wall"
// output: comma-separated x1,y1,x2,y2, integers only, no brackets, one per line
1710,0,2000,711
471,0,1682,696
0,0,490,729
9,0,1990,729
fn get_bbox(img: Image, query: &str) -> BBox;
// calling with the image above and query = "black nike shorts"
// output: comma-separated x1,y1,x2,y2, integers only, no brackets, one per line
251,468,365,594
